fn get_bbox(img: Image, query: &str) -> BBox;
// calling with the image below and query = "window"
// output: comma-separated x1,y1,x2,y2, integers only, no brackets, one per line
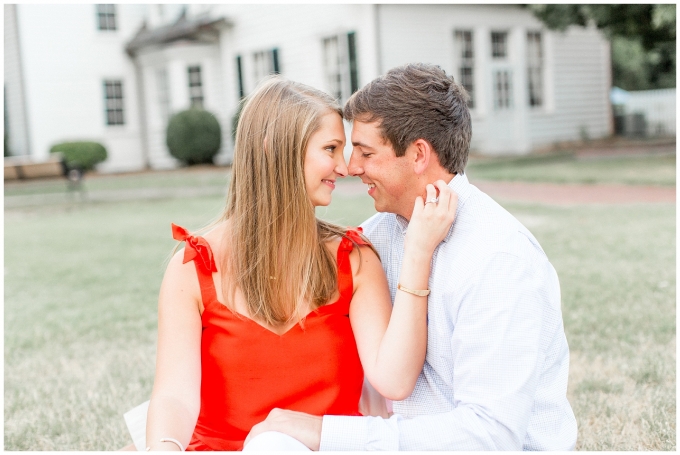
252,48,280,85
322,32,359,102
103,80,124,125
491,32,508,58
156,68,171,123
493,70,512,110
454,30,475,108
188,66,203,108
527,32,543,107
323,36,343,100
96,4,116,31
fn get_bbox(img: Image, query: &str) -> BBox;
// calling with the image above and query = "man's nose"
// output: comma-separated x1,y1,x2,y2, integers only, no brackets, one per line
348,152,363,177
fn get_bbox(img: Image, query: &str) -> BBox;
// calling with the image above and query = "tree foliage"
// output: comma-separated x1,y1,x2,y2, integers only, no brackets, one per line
529,4,676,90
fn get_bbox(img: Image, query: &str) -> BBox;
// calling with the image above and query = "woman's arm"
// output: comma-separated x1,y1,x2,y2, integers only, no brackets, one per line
145,251,203,451
350,181,457,401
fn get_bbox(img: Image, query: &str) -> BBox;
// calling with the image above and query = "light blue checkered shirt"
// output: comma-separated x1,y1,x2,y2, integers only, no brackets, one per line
320,173,577,450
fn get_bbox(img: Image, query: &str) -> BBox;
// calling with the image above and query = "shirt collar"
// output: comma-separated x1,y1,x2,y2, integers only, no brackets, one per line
394,172,472,243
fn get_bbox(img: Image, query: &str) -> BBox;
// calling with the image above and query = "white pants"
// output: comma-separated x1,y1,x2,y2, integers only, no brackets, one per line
243,431,312,451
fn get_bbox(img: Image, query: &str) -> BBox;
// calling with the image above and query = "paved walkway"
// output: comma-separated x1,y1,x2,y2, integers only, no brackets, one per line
473,180,675,205
5,178,675,208
335,179,675,205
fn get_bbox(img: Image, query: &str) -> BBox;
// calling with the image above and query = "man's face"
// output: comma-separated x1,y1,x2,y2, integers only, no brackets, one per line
347,120,415,218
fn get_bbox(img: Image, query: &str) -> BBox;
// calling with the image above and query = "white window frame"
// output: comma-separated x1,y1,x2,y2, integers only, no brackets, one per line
187,65,203,109
252,49,276,84
454,29,475,109
96,4,116,31
493,70,513,110
103,80,124,125
491,31,509,59
323,35,347,101
322,32,358,103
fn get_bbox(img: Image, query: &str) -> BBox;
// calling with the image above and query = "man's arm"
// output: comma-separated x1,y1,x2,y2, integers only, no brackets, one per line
319,251,568,450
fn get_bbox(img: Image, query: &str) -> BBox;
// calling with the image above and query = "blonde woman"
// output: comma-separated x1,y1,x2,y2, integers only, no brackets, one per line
145,77,457,451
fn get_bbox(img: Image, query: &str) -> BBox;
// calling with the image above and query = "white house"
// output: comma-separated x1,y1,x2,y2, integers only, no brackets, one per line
4,4,613,172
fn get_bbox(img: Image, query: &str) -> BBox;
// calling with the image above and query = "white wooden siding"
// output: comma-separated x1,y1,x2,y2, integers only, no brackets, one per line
14,4,148,171
8,4,614,171
4,5,31,157
210,4,380,162
378,4,611,154
528,26,612,147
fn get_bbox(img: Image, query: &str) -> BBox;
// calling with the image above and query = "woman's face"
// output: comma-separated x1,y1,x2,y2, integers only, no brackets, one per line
304,112,348,207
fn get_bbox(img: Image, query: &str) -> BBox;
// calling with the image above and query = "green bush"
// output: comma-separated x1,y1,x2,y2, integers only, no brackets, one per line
50,141,107,171
166,109,222,165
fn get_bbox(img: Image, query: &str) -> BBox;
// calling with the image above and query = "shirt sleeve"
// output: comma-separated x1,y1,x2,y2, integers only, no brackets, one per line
320,251,563,450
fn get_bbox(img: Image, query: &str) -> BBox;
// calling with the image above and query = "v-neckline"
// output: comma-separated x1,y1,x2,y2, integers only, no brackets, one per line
204,296,343,337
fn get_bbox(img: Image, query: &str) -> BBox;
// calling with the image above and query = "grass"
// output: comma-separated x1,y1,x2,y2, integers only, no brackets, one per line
466,152,676,186
4,169,675,450
508,203,675,450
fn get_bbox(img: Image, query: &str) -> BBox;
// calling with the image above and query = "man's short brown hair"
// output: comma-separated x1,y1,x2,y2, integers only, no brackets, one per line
344,63,472,175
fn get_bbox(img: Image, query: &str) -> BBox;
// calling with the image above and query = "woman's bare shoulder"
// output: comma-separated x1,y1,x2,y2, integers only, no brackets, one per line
202,219,230,246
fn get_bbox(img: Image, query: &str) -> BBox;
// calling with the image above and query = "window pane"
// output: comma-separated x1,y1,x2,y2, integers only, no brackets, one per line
103,80,124,125
187,66,203,107
526,32,543,107
493,70,512,110
491,32,507,58
97,4,116,30
455,30,474,108
323,36,342,100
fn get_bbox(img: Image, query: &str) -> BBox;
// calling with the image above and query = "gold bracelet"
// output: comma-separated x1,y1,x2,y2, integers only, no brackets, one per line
397,283,430,297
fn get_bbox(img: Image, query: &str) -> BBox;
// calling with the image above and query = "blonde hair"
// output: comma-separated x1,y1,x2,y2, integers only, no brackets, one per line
222,76,366,326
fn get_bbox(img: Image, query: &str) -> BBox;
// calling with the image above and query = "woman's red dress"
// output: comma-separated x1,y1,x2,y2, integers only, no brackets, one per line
170,224,366,451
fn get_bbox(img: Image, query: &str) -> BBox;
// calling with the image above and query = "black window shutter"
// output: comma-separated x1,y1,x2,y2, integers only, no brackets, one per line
272,48,280,74
347,32,358,93
236,55,244,98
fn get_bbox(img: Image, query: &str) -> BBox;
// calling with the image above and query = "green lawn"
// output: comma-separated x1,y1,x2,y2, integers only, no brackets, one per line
466,153,676,186
4,170,675,450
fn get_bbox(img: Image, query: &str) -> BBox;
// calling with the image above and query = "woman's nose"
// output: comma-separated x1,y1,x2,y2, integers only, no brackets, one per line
335,156,348,177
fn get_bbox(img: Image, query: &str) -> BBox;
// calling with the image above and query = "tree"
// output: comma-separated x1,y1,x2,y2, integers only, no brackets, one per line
528,4,676,90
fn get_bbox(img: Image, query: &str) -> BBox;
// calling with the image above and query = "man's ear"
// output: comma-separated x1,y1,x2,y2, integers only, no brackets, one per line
409,139,433,175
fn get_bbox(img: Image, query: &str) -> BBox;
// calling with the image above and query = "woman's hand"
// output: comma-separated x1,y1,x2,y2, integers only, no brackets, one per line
405,180,458,256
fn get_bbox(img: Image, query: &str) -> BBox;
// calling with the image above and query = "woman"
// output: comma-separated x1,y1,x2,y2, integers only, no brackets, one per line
145,77,457,451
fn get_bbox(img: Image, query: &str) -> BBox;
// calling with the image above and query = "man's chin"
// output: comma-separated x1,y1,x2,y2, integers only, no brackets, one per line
372,200,391,214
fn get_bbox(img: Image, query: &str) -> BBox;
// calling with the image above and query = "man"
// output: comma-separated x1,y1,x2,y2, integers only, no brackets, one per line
246,63,577,450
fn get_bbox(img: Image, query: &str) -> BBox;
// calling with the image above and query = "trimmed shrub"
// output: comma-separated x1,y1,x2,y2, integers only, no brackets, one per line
166,109,222,165
50,141,107,171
